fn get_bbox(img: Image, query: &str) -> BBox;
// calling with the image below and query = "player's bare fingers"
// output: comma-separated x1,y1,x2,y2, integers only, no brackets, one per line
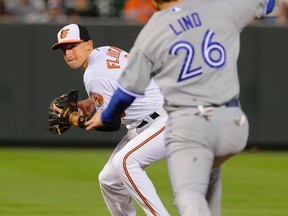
85,110,103,130
85,117,97,130
84,119,94,130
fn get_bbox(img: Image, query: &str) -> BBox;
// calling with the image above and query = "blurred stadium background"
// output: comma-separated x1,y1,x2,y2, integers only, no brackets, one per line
0,0,287,149
0,23,288,149
0,1,288,215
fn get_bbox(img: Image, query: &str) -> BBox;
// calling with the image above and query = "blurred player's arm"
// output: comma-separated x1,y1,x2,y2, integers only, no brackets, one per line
85,88,136,130
69,98,121,131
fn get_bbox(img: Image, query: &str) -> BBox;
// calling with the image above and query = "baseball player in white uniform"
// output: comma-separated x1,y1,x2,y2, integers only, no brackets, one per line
85,0,276,216
51,24,169,216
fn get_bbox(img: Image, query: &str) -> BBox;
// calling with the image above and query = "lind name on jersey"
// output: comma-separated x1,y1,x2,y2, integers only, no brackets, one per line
169,12,202,36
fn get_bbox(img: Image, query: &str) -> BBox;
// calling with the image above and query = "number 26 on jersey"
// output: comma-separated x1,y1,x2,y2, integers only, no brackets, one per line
169,30,226,82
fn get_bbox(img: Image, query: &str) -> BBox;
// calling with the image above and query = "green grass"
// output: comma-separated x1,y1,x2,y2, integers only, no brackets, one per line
222,151,288,216
0,148,287,216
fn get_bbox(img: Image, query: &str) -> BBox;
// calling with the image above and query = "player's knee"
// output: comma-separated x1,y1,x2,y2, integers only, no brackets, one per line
177,191,211,216
112,153,139,177
98,170,106,185
112,154,126,175
98,168,110,186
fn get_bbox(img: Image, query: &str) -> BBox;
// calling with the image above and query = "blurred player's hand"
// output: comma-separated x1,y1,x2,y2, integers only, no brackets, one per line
85,110,104,130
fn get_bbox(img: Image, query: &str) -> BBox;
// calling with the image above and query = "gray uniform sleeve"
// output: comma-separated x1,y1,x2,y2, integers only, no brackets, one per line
228,0,272,30
118,46,152,95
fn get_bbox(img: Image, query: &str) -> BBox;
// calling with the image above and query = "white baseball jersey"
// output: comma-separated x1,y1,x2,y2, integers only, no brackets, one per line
83,46,164,129
83,46,169,216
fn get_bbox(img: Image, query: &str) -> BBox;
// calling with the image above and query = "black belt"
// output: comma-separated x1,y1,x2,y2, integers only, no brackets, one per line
137,112,159,128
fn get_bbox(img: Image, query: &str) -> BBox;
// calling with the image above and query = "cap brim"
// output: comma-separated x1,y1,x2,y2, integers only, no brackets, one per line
51,40,83,50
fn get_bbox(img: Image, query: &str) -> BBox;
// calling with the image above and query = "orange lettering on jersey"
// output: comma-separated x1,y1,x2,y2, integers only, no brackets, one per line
106,46,123,69
107,59,120,69
110,46,123,53
107,49,121,59
60,29,70,39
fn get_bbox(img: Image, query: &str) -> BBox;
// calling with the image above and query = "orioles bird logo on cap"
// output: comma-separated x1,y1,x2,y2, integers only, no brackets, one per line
60,29,69,39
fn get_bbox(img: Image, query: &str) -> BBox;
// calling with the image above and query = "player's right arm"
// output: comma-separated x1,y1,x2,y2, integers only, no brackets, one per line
69,77,122,131
85,87,136,130
68,98,121,131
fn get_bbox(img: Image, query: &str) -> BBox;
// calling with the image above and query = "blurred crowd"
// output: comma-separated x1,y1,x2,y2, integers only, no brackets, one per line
0,0,288,26
0,0,156,24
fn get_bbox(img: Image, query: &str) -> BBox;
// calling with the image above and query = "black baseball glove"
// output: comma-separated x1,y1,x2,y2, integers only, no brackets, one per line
48,90,79,135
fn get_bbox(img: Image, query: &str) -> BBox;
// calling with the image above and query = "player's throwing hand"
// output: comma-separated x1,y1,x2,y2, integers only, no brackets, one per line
85,110,104,130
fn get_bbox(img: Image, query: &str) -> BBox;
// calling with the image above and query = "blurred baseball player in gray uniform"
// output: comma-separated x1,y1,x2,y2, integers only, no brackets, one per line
85,0,275,215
